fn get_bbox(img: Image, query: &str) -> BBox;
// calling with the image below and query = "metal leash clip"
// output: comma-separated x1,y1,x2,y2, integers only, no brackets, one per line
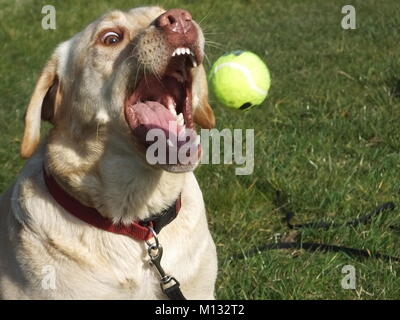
145,226,180,290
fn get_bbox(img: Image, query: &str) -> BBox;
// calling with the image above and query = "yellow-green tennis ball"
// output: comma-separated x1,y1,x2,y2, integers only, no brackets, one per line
209,50,271,110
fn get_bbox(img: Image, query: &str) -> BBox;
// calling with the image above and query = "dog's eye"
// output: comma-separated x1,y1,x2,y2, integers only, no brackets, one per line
101,31,122,45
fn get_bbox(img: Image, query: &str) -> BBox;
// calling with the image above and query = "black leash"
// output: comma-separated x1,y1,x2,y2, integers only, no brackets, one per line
145,226,187,300
233,189,400,262
280,194,396,231
163,283,186,300
155,187,399,298
234,239,400,262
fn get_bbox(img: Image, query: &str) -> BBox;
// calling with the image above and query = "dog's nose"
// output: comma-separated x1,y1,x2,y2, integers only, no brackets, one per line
155,9,193,35
154,9,199,58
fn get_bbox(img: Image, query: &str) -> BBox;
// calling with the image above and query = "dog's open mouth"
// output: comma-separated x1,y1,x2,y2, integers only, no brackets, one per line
125,47,200,169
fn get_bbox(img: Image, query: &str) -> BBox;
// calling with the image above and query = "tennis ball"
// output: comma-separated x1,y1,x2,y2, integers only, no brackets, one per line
209,50,271,110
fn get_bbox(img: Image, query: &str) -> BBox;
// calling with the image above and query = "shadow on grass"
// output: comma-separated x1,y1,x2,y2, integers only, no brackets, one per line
387,76,400,99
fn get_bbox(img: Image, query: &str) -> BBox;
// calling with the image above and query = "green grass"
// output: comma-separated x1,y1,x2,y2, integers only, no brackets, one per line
1,0,400,299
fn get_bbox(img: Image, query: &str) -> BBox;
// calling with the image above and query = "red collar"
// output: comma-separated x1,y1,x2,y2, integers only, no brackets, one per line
43,166,181,241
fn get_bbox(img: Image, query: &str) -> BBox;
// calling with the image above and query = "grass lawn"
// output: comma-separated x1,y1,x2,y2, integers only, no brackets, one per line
1,0,400,299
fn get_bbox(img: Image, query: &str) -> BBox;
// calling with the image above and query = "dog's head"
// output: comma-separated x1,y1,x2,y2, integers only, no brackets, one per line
21,6,214,173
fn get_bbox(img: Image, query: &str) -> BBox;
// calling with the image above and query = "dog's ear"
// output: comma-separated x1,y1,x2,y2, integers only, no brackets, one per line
192,65,215,129
21,55,60,158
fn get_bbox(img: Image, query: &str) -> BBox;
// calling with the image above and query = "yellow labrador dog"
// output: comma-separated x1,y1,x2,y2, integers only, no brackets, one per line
0,6,217,299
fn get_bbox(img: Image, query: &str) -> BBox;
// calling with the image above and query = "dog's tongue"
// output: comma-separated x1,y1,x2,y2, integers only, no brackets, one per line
126,101,181,145
125,101,200,165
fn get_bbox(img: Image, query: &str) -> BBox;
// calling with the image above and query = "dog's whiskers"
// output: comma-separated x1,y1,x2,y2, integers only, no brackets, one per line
205,40,225,51
133,63,143,92
151,64,162,83
204,52,211,67
197,4,216,27
205,39,224,46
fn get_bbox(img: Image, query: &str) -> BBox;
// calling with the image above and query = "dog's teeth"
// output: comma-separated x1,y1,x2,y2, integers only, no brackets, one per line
190,55,198,68
195,135,201,145
177,113,184,126
167,139,174,147
168,104,177,117
172,109,177,117
173,47,193,57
